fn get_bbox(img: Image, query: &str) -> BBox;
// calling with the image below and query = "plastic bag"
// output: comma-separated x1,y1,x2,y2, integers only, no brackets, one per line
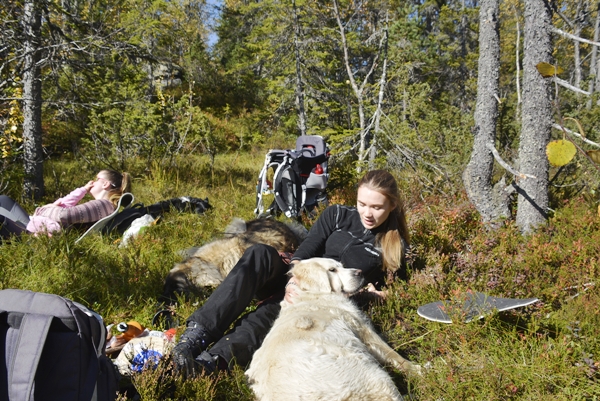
112,330,175,376
120,214,156,247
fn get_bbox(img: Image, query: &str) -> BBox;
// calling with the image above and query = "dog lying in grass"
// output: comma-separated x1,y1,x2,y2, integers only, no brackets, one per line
245,258,421,401
161,218,306,302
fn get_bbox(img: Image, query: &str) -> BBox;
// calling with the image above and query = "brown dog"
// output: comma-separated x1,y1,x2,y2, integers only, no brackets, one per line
161,218,306,302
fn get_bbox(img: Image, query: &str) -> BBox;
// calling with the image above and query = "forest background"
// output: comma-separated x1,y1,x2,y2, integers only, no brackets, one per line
1,0,600,399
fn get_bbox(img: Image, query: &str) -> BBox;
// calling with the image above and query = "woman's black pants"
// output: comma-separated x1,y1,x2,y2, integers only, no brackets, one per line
187,243,289,368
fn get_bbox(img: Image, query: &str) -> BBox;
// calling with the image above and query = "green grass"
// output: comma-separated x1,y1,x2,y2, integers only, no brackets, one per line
2,152,600,400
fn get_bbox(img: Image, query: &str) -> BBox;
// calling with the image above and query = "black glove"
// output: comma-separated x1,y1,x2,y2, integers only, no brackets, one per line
171,340,198,377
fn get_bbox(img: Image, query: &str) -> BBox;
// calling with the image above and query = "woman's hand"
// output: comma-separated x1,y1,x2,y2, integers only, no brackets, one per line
84,180,95,192
364,282,387,301
284,277,299,303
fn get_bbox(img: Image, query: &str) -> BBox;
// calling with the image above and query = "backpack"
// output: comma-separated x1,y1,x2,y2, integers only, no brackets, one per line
101,197,212,235
101,204,149,235
0,289,119,401
255,135,330,219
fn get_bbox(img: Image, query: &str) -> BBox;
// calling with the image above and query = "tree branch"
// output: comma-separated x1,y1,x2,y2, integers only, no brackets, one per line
333,0,359,97
552,7,574,30
486,142,536,179
513,5,521,107
552,123,600,148
554,76,591,95
552,26,600,47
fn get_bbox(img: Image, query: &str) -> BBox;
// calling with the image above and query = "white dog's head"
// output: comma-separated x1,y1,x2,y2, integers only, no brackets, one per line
289,258,364,294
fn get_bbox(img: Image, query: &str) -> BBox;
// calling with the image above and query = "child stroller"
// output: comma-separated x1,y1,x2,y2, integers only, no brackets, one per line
255,135,330,219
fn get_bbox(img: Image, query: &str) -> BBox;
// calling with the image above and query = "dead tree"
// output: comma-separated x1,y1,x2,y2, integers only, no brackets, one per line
515,0,554,234
463,0,510,227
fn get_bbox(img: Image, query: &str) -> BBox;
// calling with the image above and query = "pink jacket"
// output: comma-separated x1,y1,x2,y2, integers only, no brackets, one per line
26,187,115,235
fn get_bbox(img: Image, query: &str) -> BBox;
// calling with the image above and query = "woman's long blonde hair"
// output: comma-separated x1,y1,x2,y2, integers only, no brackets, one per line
358,170,409,276
100,170,132,207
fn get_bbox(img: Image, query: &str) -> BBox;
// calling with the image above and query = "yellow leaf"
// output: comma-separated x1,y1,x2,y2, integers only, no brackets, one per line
536,62,564,78
546,139,576,167
587,150,600,164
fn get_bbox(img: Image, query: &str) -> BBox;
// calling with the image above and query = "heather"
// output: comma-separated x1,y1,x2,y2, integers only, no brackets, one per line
1,154,598,400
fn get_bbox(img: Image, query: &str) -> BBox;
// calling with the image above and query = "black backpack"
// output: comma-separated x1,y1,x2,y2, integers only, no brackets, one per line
0,289,119,401
101,197,212,235
100,204,149,235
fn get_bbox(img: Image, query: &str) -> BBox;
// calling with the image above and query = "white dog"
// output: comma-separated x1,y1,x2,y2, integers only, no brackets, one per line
245,258,421,401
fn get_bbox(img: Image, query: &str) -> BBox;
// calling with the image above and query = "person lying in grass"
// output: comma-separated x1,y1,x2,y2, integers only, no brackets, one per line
171,169,410,376
0,169,131,240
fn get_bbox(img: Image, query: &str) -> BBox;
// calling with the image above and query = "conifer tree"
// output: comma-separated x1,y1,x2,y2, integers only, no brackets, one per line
21,0,44,199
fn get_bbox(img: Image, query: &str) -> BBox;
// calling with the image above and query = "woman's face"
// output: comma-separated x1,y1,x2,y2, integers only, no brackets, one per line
356,186,396,230
89,172,112,199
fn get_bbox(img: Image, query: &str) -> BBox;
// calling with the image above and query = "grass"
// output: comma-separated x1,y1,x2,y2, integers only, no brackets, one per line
2,151,600,400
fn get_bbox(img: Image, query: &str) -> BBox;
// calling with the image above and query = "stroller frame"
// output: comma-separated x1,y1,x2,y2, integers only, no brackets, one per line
255,135,330,219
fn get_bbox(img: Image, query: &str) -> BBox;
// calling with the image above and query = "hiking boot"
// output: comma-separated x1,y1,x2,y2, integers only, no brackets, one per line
172,321,211,377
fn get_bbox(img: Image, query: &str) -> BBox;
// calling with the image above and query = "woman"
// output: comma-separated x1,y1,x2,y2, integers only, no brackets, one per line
172,169,409,376
0,169,131,239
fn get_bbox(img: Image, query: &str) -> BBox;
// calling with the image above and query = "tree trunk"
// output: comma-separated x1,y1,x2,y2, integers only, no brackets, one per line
333,0,367,173
573,0,583,90
514,5,522,117
21,0,44,200
587,2,600,108
458,1,469,112
292,0,307,136
332,0,385,174
369,16,390,169
515,0,553,234
463,0,509,226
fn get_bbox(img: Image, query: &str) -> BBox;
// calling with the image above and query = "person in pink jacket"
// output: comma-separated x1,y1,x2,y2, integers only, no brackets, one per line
0,169,131,239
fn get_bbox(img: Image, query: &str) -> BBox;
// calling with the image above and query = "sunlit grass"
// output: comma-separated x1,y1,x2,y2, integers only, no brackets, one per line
2,152,599,400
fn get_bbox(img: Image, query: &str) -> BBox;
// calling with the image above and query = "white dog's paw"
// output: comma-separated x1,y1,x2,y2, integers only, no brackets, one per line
410,361,433,376
408,362,423,376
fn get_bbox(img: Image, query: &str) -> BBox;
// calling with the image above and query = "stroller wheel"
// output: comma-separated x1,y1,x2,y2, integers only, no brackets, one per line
257,212,275,219
152,309,179,330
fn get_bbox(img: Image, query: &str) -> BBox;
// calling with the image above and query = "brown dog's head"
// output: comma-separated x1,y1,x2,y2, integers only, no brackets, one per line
289,258,364,294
